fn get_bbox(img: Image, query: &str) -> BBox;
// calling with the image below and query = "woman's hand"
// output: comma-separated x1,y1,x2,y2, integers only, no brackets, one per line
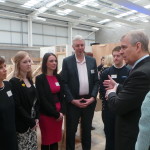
31,119,39,130
56,112,63,121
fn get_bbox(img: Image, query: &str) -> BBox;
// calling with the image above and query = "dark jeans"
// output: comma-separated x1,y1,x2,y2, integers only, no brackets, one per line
66,100,96,150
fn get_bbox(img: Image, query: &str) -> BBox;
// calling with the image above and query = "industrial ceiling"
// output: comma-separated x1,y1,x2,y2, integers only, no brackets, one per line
0,0,150,30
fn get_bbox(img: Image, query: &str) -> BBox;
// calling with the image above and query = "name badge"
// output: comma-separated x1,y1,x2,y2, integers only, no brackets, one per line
55,82,60,86
91,70,95,74
122,76,127,79
111,74,117,79
7,90,12,97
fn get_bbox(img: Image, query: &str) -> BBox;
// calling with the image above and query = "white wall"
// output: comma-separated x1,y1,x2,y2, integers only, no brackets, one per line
0,18,95,47
95,22,150,44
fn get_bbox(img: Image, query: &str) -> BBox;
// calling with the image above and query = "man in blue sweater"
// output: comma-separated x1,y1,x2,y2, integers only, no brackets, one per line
99,46,130,150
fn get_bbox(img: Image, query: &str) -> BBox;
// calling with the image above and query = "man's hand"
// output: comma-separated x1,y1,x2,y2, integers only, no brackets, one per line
82,97,95,106
103,75,117,90
71,97,95,108
71,99,87,108
105,83,118,100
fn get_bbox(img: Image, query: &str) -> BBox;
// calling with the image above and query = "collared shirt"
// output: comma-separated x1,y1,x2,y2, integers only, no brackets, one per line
75,55,89,96
132,55,149,69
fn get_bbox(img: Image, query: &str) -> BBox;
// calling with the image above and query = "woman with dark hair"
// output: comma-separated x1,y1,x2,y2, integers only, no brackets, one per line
9,51,39,150
35,53,65,150
0,56,17,150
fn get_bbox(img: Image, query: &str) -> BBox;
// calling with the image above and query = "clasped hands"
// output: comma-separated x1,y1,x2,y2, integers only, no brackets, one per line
103,75,118,100
71,97,95,108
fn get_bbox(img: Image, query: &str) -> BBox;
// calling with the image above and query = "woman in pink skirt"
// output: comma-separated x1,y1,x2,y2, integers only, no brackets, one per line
35,53,65,150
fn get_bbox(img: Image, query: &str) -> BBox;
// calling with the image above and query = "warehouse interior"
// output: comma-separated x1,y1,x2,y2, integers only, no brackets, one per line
1,0,150,150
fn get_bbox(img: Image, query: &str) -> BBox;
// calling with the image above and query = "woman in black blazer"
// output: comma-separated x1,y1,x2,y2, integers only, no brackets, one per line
35,53,65,150
0,56,17,150
9,51,39,150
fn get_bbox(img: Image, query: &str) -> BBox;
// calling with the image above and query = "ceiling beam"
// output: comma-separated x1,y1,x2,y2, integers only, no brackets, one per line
30,0,64,17
109,0,150,16
61,3,139,25
40,13,111,28
0,10,103,31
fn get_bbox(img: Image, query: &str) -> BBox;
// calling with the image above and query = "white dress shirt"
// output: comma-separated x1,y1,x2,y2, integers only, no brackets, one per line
75,55,89,96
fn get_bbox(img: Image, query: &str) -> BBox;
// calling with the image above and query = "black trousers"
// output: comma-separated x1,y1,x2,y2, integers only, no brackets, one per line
66,100,96,150
102,101,115,150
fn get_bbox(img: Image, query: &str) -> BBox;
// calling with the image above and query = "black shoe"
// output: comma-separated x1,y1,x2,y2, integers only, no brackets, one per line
91,126,95,130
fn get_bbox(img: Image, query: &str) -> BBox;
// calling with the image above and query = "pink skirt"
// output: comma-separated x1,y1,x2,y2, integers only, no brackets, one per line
39,102,63,145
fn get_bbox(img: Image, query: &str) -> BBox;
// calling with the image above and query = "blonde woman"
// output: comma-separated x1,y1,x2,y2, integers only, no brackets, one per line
9,51,39,150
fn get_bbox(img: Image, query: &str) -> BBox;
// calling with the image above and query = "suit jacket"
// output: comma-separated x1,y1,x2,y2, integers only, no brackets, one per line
35,74,65,119
61,54,99,102
107,56,150,150
135,91,150,150
9,77,39,133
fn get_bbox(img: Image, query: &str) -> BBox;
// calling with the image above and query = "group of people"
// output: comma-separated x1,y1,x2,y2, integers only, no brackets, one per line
0,51,64,150
0,30,150,150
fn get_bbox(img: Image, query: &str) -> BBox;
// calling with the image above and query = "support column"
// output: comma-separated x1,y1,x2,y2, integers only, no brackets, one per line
28,16,33,47
67,23,73,56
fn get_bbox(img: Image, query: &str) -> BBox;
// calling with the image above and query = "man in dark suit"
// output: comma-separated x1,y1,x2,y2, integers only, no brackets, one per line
104,30,150,150
61,35,99,150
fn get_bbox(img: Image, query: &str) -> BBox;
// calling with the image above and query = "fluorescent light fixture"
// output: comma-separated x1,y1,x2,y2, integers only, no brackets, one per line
144,5,150,9
141,19,149,23
56,9,73,16
0,0,5,2
115,10,137,18
76,3,87,8
128,16,138,20
91,27,99,31
46,0,64,8
38,7,47,13
138,14,148,18
76,0,96,8
97,19,111,24
31,0,64,15
115,23,122,27
33,16,46,21
128,16,149,23
22,0,43,8
88,2,99,7
56,10,67,16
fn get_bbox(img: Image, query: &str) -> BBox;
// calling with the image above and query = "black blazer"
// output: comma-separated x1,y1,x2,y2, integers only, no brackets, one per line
9,77,39,133
61,55,99,102
108,56,150,150
35,74,65,119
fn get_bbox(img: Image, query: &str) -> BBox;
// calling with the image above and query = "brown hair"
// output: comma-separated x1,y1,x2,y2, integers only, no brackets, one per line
112,46,121,54
13,51,32,80
41,53,58,75
0,56,5,65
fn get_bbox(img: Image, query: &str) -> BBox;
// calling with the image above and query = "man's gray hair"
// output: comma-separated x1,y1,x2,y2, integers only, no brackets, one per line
72,35,85,44
121,30,149,52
